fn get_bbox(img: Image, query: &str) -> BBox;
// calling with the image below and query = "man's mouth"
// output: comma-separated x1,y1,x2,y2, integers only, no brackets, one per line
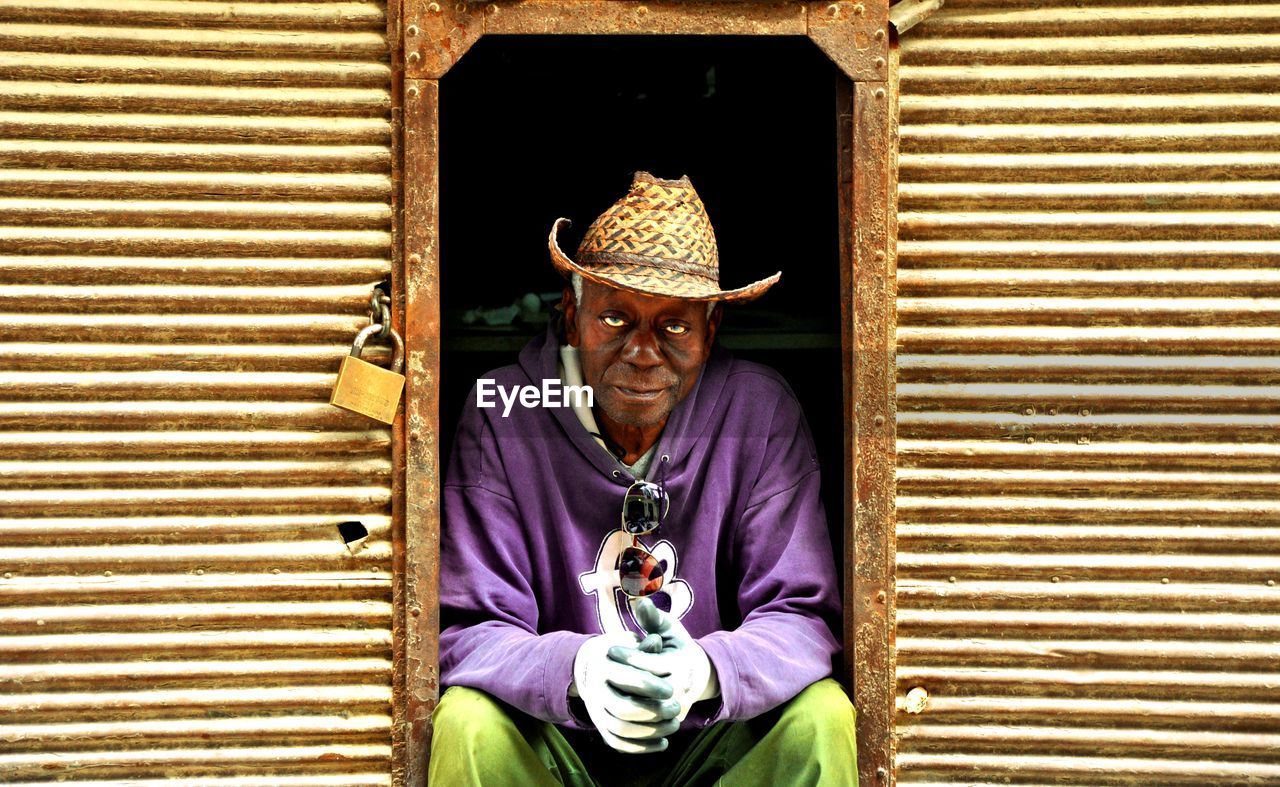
614,385,667,401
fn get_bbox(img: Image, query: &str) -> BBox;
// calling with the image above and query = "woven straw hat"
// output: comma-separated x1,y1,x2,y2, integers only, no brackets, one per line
548,171,781,302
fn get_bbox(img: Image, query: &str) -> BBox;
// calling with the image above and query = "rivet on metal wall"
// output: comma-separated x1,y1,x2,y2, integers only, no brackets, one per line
1268,580,1276,587
427,1,440,12
412,607,423,616
406,24,419,36
853,3,865,14
1161,577,1170,584
1080,408,1091,416
637,4,649,14
1051,576,1060,583
104,570,112,577
407,85,420,99
455,2,466,12
1026,436,1035,444
876,590,886,604
1023,406,1034,415
2,572,10,579
874,414,885,426
874,88,886,99
875,250,886,261
827,3,840,17
874,28,885,40
875,57,886,69
408,51,421,64
196,568,205,575
948,575,956,583
1078,436,1090,445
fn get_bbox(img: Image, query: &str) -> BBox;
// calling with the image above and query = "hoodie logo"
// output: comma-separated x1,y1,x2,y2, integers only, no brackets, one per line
578,529,693,635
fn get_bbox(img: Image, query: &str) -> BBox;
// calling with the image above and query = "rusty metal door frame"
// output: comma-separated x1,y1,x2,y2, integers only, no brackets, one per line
389,2,898,784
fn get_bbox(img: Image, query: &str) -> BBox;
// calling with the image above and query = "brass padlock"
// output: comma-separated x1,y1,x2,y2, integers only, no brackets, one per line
330,325,405,424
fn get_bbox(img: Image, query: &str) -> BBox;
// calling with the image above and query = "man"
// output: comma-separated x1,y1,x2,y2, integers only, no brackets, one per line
430,172,857,786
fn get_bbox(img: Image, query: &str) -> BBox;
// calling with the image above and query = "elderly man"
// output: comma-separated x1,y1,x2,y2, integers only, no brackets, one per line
429,172,857,786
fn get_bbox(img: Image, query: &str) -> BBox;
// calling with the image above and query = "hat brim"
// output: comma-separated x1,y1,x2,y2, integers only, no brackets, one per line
548,218,779,303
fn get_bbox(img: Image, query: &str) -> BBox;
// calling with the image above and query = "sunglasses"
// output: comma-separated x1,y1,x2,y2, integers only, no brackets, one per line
616,479,670,598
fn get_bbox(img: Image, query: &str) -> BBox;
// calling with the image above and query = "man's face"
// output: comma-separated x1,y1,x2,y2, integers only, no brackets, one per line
563,279,722,430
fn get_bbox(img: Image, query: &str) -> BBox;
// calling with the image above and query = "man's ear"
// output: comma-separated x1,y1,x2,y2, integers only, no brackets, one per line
561,287,579,347
704,302,723,349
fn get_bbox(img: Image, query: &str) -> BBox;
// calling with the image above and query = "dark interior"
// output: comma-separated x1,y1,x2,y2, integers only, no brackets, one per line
438,35,847,600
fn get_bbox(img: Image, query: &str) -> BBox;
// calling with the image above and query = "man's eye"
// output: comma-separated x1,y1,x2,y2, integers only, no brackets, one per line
665,323,689,335
602,315,626,328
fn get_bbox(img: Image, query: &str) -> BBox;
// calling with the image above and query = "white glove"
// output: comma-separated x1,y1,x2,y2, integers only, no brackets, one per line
571,631,684,754
606,598,719,723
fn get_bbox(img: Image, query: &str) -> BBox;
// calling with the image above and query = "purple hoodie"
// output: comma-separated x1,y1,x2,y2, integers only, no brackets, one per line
439,323,842,733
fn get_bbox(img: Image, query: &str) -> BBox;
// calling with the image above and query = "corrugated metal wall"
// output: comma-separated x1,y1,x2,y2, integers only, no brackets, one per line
0,3,397,784
894,2,1280,784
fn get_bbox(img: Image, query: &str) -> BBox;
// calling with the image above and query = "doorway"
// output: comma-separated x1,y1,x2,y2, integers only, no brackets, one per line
437,35,846,590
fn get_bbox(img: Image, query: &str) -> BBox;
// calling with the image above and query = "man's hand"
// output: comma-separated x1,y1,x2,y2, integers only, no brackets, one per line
572,632,684,754
606,598,719,722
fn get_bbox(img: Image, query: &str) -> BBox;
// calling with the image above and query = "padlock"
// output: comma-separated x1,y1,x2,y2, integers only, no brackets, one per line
329,324,405,424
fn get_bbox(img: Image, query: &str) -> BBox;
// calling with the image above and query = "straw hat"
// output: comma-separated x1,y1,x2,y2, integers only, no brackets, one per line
548,171,780,302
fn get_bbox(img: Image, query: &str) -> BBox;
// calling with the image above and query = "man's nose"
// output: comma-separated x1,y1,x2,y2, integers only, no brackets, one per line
621,328,663,368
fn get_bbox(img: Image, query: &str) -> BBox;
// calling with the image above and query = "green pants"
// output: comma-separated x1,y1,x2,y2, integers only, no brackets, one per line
428,677,858,786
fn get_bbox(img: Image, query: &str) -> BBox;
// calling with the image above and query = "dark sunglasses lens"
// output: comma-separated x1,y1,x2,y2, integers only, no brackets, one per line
623,484,665,534
618,546,665,597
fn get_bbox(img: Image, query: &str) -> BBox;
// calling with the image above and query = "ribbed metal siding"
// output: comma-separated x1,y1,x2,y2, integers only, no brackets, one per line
0,3,395,784
895,2,1280,784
